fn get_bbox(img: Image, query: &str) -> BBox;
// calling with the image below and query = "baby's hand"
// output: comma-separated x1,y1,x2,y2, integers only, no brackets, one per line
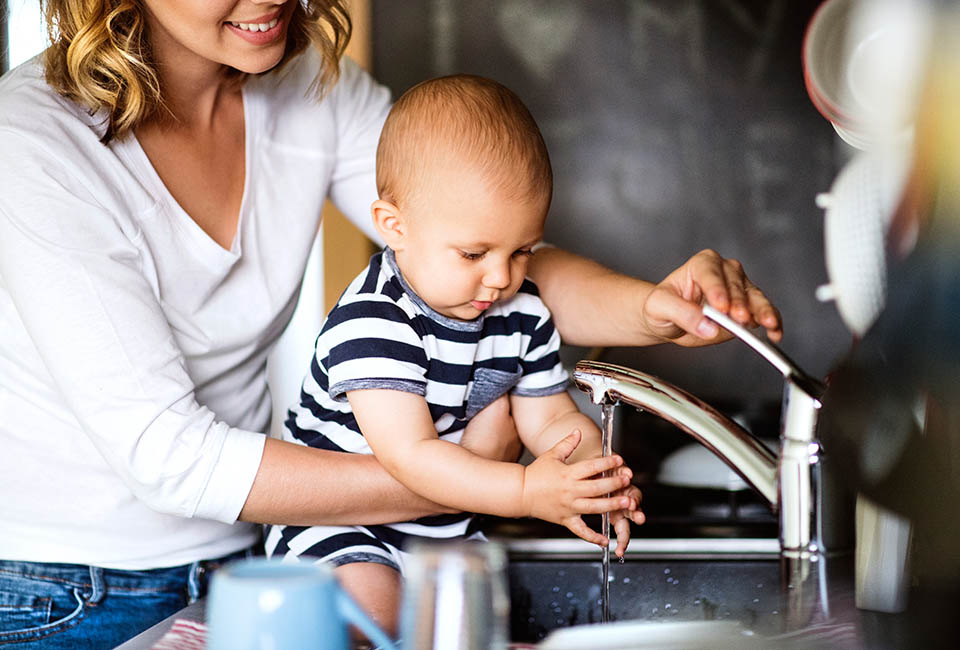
608,469,645,557
521,430,636,547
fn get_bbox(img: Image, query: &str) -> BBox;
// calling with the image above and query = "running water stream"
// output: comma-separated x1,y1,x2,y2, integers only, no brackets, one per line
600,402,616,623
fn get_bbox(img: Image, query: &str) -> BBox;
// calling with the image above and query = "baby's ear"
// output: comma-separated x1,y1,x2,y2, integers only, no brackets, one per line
371,199,407,250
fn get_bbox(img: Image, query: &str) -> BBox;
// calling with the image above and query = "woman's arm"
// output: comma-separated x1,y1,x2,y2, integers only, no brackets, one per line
527,246,782,347
239,393,522,526
239,438,451,525
346,389,631,530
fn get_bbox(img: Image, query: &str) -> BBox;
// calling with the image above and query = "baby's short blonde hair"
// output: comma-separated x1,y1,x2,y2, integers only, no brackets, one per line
376,75,552,212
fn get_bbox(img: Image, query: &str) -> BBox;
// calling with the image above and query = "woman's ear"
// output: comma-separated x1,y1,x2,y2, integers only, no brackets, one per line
371,199,407,251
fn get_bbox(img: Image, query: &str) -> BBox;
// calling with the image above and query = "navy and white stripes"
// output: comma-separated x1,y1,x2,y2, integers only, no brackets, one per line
269,247,568,559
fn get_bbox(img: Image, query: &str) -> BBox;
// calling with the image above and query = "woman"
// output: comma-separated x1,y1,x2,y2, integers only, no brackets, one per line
0,1,781,647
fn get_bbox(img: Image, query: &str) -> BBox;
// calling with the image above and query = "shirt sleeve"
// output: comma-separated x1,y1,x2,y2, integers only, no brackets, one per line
321,295,430,401
325,57,392,247
512,282,571,397
0,129,264,524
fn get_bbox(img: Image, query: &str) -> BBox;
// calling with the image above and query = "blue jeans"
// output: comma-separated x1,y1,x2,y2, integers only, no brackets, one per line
0,549,255,649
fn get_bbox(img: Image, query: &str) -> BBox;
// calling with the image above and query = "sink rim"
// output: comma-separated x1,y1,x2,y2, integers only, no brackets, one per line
494,536,780,561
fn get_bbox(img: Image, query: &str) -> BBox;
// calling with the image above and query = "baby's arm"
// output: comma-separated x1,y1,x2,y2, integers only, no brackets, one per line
347,388,631,543
511,391,645,555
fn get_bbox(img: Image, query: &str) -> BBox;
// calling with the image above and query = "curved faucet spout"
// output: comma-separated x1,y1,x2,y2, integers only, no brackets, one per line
573,360,778,507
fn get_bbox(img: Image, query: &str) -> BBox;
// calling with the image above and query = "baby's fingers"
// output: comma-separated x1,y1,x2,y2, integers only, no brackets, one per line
565,516,608,548
574,473,630,498
569,454,625,479
572,494,635,515
613,514,632,557
627,508,646,525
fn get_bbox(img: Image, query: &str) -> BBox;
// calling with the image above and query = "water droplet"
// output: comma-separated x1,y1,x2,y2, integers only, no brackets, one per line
772,610,779,615
552,586,560,593
665,603,671,609
622,577,631,584
652,607,659,614
550,601,558,608
694,599,701,605
663,568,671,574
618,557,625,565
753,598,760,603
756,583,763,589
566,592,574,599
554,607,562,614
558,570,566,577
673,579,680,585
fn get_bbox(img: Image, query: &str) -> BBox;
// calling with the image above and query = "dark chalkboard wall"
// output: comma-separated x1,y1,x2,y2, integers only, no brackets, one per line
371,0,851,406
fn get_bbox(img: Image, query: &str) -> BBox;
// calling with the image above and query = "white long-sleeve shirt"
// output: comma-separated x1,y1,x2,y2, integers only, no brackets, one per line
0,50,390,569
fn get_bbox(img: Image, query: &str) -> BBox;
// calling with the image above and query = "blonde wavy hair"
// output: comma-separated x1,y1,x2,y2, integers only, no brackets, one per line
41,0,351,143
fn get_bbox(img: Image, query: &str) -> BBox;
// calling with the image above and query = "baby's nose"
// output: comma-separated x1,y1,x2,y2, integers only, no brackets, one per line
483,263,511,289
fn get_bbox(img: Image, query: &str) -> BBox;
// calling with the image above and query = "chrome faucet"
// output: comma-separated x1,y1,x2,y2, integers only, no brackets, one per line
573,305,827,559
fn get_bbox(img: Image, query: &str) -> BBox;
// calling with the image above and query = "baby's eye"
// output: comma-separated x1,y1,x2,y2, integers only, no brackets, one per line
513,248,535,258
459,250,485,261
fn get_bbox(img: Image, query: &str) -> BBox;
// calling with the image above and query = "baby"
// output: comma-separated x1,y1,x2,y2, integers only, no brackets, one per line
266,74,643,633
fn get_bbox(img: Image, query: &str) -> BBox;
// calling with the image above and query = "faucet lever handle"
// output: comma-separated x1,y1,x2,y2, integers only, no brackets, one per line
702,305,824,397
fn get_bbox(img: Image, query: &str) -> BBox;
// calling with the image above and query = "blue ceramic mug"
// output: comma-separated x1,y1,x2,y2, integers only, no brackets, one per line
207,558,397,650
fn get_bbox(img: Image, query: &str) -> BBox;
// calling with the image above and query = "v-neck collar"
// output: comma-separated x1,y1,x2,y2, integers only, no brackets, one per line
113,89,252,263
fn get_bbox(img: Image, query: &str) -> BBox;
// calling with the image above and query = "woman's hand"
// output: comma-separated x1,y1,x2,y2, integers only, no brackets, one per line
459,394,523,462
527,247,783,348
641,249,783,346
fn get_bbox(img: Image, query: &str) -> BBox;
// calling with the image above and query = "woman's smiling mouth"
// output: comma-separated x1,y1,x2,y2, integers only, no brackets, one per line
228,18,279,32
224,7,286,44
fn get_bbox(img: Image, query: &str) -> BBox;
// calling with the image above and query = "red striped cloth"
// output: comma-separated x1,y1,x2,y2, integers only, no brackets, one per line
147,618,539,649
150,619,207,650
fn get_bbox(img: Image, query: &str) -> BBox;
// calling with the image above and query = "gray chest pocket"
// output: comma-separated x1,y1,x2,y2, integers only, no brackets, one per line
465,367,522,419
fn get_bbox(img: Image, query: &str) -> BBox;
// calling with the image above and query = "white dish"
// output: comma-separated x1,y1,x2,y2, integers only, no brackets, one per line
538,620,761,650
658,443,748,491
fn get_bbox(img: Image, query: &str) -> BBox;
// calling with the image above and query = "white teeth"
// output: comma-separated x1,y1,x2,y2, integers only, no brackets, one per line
230,18,278,32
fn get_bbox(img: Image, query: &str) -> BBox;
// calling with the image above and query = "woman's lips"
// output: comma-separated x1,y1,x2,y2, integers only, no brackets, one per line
225,11,284,45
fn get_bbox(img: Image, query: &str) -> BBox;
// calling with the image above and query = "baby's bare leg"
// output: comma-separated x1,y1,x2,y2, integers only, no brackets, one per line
334,562,403,639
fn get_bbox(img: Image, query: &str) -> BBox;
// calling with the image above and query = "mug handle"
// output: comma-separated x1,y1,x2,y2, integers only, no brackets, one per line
334,588,399,650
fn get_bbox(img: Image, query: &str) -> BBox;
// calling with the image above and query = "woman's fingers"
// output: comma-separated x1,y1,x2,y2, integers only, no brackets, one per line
746,283,783,342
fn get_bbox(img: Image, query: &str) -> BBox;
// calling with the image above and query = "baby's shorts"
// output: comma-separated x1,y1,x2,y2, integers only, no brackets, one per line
264,523,485,574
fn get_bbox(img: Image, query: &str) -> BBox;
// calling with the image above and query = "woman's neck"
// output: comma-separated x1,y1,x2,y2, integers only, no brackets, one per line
145,18,243,132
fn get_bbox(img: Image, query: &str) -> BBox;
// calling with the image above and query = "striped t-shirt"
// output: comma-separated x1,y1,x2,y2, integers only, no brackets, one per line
282,247,569,539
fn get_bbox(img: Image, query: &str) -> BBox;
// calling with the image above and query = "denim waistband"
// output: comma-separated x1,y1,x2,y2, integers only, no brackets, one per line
0,547,255,604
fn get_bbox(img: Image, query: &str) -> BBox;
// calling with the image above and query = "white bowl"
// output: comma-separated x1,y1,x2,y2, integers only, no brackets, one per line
803,0,931,149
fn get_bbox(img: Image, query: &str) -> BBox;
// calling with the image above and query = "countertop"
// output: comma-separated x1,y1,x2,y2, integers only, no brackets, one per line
111,550,960,649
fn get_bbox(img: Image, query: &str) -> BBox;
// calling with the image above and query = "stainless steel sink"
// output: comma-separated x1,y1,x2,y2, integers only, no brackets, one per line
493,531,784,643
